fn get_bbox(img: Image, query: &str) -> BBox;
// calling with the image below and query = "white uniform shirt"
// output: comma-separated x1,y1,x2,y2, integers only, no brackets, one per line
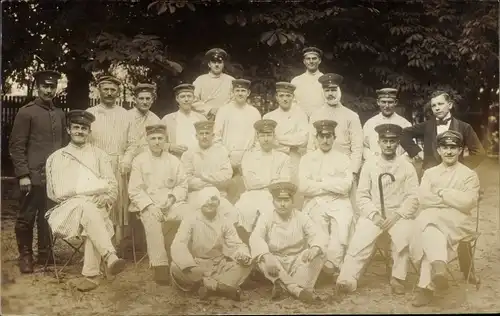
290,71,324,118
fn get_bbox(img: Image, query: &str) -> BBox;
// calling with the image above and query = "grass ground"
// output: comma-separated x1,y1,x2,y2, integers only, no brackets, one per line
1,158,499,315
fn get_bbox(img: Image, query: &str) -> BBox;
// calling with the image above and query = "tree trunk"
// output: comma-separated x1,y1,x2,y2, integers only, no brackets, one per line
65,58,92,110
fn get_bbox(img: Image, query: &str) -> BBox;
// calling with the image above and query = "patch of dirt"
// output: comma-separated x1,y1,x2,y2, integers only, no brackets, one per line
2,159,499,315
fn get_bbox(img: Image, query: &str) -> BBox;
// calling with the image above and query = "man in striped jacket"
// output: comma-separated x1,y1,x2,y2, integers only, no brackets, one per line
45,110,126,292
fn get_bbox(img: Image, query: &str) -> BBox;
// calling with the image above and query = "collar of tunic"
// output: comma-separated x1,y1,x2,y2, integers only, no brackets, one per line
34,97,54,110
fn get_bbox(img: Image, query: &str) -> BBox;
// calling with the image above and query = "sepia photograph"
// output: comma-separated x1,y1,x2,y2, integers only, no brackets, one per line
1,0,499,314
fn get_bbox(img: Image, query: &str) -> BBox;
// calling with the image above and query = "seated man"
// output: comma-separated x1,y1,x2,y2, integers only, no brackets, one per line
45,110,126,292
298,119,354,276
235,119,292,242
170,187,252,301
128,124,189,285
181,121,237,224
249,182,328,304
336,124,419,294
410,130,480,307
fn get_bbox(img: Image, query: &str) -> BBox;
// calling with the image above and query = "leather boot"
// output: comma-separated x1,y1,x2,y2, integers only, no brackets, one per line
16,226,34,274
36,218,52,265
298,289,314,304
271,279,287,300
430,260,448,290
216,283,242,301
412,288,434,307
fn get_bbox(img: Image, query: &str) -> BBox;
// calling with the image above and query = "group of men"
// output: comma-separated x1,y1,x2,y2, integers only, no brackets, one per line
8,46,486,307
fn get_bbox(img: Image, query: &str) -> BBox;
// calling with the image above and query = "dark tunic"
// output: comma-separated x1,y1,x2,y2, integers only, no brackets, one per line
9,97,67,185
400,117,485,170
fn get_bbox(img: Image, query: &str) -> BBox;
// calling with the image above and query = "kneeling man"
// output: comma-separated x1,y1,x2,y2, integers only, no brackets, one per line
410,130,480,307
336,124,419,294
45,110,126,291
128,124,189,285
170,187,252,301
250,182,328,304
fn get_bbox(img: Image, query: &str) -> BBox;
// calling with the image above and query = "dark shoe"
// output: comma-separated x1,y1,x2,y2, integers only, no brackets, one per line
431,260,449,290
19,254,34,274
271,279,287,300
298,289,314,304
107,258,127,276
335,283,351,295
390,277,405,295
198,285,213,300
412,288,434,307
153,265,170,285
217,283,242,301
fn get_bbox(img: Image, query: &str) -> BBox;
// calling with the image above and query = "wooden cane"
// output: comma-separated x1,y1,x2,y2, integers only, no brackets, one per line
378,172,395,219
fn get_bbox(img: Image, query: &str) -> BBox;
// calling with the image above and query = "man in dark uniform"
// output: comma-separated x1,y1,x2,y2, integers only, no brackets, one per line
9,70,67,273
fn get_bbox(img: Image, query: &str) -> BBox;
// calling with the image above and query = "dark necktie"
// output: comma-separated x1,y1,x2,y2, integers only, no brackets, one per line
437,117,451,126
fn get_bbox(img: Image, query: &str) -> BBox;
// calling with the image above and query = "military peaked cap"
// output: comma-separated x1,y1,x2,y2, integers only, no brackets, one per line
313,119,338,134
275,82,296,93
318,73,344,88
97,75,122,86
67,110,95,126
205,48,229,62
437,130,463,147
145,124,167,136
269,181,297,199
232,79,251,90
134,83,156,95
194,121,215,131
374,123,403,138
376,88,398,99
34,70,61,85
254,119,277,132
302,47,323,58
173,83,195,95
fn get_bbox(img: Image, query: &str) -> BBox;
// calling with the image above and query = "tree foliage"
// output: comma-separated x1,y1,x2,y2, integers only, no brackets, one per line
2,0,498,119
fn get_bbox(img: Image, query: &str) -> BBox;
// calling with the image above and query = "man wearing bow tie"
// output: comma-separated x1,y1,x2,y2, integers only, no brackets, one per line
400,90,485,172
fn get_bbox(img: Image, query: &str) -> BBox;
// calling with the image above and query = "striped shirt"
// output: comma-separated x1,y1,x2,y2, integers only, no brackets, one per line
123,108,161,165
86,104,130,157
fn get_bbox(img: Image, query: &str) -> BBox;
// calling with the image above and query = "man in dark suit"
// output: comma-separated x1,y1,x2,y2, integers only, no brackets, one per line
400,90,485,173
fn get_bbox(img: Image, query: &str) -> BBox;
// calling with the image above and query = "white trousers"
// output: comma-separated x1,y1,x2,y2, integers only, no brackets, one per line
80,206,116,277
337,218,411,291
307,208,351,269
258,251,326,297
139,203,188,267
417,225,448,289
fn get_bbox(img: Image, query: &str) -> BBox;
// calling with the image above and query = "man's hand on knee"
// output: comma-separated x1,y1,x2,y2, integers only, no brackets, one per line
146,205,166,222
262,254,281,277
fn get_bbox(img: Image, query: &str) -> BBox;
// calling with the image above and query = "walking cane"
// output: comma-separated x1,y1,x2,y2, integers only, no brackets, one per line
378,173,395,219
377,172,395,279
